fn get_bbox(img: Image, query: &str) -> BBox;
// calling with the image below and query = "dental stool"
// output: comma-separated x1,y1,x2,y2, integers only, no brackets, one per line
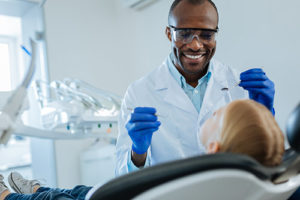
86,103,300,200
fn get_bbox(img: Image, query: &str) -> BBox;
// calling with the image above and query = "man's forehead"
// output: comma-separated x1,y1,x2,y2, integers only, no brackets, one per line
169,1,218,28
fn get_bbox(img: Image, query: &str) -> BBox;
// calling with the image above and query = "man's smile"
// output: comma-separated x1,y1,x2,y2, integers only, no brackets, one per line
182,52,207,63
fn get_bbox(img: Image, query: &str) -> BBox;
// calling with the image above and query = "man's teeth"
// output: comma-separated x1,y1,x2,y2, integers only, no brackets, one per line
185,54,203,59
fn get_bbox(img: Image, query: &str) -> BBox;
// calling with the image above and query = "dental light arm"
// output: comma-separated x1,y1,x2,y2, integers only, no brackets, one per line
0,39,37,145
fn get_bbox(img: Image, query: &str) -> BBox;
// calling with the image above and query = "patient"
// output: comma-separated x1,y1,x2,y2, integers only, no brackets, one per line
0,172,91,200
199,99,284,166
0,100,285,200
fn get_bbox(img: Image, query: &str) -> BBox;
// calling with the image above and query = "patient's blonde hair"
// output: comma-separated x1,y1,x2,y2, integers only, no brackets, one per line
219,100,284,166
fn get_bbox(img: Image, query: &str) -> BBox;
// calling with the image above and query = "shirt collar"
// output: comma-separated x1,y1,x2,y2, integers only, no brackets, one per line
167,53,212,89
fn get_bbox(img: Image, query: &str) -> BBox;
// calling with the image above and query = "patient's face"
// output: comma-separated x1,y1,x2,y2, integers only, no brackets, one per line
200,107,226,151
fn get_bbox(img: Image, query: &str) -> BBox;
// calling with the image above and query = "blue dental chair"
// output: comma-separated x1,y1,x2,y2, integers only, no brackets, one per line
86,103,300,200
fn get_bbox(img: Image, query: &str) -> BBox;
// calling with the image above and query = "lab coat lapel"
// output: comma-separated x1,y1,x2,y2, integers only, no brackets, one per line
154,63,198,116
199,67,229,122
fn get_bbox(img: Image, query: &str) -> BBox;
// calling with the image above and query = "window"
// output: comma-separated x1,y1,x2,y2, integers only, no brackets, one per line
0,15,22,91
0,0,57,187
0,14,32,179
0,42,11,91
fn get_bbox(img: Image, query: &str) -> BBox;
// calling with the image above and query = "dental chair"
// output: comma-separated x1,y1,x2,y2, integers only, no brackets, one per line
86,103,300,200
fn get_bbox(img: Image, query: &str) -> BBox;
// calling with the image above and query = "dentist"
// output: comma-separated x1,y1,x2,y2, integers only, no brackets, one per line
116,0,275,175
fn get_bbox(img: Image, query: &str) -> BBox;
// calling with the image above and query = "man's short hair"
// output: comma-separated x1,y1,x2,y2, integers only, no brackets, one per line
168,0,219,25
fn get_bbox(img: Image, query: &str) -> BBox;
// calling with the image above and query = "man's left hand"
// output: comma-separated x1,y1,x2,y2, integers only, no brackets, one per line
239,68,275,115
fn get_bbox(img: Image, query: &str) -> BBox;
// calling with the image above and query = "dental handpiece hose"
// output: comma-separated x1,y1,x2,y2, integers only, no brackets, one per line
0,39,37,145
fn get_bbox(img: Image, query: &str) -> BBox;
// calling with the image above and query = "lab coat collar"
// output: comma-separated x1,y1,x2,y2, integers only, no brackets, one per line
153,58,197,115
153,57,229,116
155,57,227,89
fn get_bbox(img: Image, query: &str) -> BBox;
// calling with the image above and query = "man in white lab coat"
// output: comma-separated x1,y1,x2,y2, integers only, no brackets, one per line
115,0,275,175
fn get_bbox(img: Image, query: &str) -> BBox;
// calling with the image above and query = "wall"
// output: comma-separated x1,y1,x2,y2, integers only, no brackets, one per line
44,0,171,96
212,0,300,129
43,0,172,188
42,0,300,187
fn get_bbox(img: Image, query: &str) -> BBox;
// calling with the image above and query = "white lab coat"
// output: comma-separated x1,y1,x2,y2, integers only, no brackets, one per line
115,57,248,175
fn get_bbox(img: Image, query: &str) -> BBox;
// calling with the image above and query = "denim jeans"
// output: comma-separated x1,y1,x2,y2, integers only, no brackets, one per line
5,185,92,200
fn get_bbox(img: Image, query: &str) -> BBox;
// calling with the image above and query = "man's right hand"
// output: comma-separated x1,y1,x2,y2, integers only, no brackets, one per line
126,107,161,156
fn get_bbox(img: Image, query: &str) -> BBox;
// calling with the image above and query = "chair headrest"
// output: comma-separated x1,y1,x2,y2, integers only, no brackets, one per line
287,103,300,153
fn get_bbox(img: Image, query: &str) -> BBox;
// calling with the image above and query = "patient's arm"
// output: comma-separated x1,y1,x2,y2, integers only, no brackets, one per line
131,151,147,167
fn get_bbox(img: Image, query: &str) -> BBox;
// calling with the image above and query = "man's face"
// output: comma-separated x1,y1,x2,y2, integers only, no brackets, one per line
166,1,218,76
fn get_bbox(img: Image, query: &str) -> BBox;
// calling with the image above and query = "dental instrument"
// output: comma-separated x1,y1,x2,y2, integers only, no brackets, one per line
221,67,264,91
221,81,240,91
0,39,37,145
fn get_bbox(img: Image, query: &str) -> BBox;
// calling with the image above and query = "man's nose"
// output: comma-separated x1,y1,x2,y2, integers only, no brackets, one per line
187,35,204,50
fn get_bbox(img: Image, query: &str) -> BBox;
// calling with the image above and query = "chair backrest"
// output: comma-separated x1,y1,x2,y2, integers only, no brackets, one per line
133,169,300,200
287,103,300,152
86,153,298,200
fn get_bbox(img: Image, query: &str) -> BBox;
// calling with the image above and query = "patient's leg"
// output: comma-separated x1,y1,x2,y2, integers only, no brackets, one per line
5,190,75,200
1,174,74,200
8,172,92,200
51,185,92,200
4,186,91,200
0,190,10,200
35,186,92,200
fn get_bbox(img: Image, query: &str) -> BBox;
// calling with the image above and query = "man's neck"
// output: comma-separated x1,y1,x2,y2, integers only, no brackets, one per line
177,66,208,88
171,54,209,88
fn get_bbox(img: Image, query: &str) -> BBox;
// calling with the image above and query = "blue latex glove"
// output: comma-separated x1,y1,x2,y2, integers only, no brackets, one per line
126,107,161,154
239,68,275,115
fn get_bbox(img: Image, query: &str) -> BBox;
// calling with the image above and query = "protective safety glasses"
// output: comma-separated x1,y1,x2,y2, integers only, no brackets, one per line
169,25,218,44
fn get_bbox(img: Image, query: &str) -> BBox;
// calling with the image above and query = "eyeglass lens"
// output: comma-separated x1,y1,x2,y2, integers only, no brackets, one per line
173,29,216,44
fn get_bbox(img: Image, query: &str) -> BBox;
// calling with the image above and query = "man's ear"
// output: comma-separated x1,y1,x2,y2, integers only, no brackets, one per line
207,141,220,154
165,26,172,42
